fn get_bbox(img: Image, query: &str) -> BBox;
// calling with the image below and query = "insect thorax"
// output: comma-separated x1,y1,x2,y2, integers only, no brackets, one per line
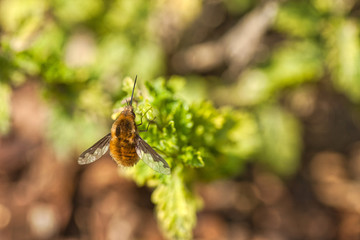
111,111,137,141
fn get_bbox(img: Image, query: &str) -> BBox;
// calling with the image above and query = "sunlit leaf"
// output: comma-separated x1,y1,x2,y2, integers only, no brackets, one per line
325,19,360,102
256,105,302,176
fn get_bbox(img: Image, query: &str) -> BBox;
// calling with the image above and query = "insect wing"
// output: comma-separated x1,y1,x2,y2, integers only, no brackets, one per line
78,133,111,165
135,136,171,175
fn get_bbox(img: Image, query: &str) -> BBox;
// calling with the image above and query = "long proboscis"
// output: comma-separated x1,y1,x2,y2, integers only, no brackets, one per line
130,75,137,106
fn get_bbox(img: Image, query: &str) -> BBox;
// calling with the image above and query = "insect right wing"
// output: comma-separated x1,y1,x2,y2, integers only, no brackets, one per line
135,136,171,175
78,133,111,165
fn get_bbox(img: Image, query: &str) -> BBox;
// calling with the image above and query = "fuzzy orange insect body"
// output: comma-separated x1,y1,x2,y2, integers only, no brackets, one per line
109,106,139,167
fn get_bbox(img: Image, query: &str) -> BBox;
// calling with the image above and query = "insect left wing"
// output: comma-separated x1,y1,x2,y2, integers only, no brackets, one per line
78,133,111,165
135,136,171,175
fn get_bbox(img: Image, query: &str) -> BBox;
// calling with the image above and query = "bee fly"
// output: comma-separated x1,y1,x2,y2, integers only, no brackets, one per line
78,77,171,175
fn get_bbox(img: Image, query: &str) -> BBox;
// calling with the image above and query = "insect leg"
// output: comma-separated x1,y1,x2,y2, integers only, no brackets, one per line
139,117,156,133
137,107,152,126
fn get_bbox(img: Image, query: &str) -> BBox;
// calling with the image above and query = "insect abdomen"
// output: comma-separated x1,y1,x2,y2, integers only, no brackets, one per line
110,112,139,167
109,140,139,166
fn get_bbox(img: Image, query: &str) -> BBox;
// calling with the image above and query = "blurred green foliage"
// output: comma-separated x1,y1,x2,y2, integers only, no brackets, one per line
1,0,360,239
0,83,11,134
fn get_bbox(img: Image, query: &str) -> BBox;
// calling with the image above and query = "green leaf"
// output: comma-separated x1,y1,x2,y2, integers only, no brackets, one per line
152,166,201,240
256,105,302,177
275,1,321,37
325,19,360,102
180,146,204,168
